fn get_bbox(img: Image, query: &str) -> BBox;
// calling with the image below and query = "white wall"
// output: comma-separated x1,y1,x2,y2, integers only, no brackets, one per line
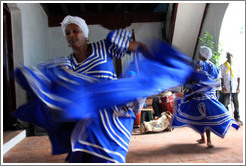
172,3,206,57
16,3,49,67
47,22,163,60
128,22,163,44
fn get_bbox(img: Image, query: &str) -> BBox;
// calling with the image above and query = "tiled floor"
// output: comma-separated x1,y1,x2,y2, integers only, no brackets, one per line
3,125,244,164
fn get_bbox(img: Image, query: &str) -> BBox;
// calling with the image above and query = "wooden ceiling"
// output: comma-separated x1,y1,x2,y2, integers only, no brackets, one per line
40,3,169,29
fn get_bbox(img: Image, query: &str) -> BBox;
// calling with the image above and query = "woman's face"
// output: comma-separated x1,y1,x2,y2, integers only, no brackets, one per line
65,24,87,49
199,54,206,61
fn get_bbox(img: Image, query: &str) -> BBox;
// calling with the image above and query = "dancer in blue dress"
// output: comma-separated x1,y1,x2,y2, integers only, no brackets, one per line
15,15,145,163
171,46,239,148
13,15,218,163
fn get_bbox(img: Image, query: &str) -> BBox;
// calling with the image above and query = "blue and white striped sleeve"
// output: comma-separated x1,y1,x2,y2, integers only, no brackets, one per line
106,29,131,58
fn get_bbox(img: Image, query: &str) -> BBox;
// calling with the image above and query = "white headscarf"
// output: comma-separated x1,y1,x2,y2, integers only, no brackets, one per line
200,46,212,60
60,15,89,38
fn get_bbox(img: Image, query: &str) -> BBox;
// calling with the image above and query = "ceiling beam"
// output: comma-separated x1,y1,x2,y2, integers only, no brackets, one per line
48,12,166,29
148,4,160,11
97,3,103,13
131,4,141,11
114,3,122,12
79,4,86,14
60,4,69,15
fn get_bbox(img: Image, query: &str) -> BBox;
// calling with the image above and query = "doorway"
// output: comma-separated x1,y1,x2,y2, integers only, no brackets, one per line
219,2,245,121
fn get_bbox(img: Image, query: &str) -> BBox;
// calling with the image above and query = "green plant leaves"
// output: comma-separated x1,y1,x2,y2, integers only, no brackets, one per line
199,31,223,67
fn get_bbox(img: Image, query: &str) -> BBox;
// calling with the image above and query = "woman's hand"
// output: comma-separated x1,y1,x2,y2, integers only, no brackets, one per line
128,41,154,59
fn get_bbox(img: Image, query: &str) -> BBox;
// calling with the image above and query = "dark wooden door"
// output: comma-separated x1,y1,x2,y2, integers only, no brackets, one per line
3,4,17,131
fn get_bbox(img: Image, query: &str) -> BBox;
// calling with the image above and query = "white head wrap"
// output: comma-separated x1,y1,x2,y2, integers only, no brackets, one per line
200,46,212,60
60,15,89,38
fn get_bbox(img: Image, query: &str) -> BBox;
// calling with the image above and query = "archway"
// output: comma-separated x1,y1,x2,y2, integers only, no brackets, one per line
219,2,245,121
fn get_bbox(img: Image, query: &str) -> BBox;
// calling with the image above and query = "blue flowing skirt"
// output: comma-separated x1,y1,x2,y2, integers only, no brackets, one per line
171,90,239,138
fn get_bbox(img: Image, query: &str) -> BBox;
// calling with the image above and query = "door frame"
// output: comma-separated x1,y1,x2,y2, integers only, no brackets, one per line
3,3,17,130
